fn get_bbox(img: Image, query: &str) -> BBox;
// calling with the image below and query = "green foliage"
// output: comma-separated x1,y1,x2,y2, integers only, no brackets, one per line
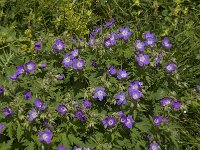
0,0,200,150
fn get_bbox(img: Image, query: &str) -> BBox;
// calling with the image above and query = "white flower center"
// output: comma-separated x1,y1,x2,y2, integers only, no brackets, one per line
27,65,33,70
122,30,127,36
152,145,157,150
110,36,115,41
154,119,159,123
119,95,125,101
61,107,66,111
108,120,113,125
164,42,169,46
97,91,103,96
77,62,83,68
32,112,38,118
38,103,42,107
121,73,127,78
64,57,70,63
19,69,24,74
57,44,63,50
90,39,94,44
73,52,78,57
126,118,131,124
166,65,172,71
132,94,138,99
137,43,142,48
42,133,48,140
139,56,145,62
132,84,138,90
148,40,153,45
105,41,110,46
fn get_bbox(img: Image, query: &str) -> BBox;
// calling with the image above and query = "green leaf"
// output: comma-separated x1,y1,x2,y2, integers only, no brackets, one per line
24,141,35,150
156,88,168,100
0,139,13,150
17,122,24,141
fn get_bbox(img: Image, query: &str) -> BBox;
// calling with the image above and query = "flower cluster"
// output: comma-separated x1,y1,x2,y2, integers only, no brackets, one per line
118,111,135,128
62,49,86,70
0,18,195,150
8,61,37,81
160,97,181,110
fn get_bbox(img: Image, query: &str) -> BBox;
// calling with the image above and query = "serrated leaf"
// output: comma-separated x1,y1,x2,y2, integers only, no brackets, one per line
17,123,24,141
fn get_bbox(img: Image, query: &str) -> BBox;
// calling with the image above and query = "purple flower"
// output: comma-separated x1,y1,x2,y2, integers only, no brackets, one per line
147,133,151,141
25,61,36,73
3,106,13,116
163,118,169,124
120,115,127,123
93,87,106,101
128,80,143,92
24,91,32,100
57,104,67,115
143,31,155,39
124,115,135,128
149,142,160,150
91,60,97,67
136,54,150,67
118,26,132,41
196,85,200,91
28,108,38,122
16,65,25,75
8,72,20,81
117,69,128,80
70,49,79,59
102,117,117,128
62,54,73,68
104,33,118,48
73,146,82,150
34,99,46,110
103,18,115,27
0,86,4,94
34,41,42,50
91,27,102,36
135,40,145,52
89,35,95,47
115,92,127,105
104,39,112,48
39,129,53,144
145,37,157,47
57,145,68,150
41,120,54,129
162,37,172,49
108,32,118,45
83,100,92,109
172,100,181,110
160,97,171,106
153,53,163,64
108,66,117,75
154,57,161,66
74,110,86,121
0,124,5,134
57,74,64,80
39,63,47,69
166,62,176,73
106,117,117,127
53,39,65,51
153,116,163,126
73,59,85,70
129,89,143,101
117,111,124,118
